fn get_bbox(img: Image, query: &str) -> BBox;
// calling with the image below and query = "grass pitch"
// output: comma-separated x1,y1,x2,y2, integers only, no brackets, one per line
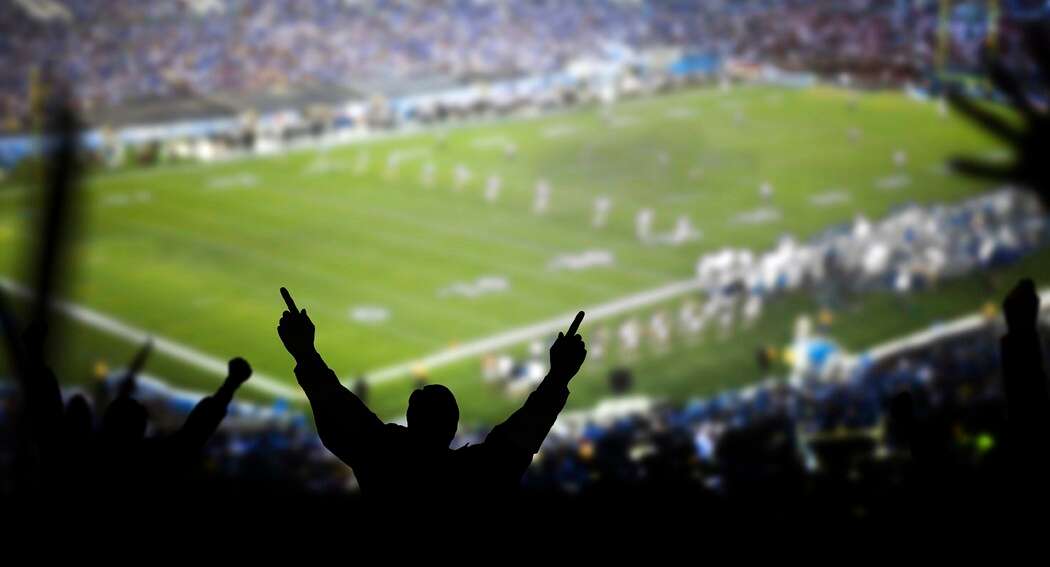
0,84,1026,422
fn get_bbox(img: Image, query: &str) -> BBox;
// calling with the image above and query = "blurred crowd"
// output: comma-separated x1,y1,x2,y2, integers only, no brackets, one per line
0,0,1038,131
524,308,1014,520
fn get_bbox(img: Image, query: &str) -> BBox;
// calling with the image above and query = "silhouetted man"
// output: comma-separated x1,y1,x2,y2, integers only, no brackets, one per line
277,287,587,503
1000,279,1050,501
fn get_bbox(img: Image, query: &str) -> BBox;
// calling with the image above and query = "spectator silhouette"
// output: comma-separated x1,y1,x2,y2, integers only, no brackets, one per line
999,279,1050,503
277,287,586,504
96,356,254,499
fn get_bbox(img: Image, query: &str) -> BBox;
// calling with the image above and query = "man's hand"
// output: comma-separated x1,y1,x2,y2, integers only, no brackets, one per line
549,311,587,382
1005,278,1040,334
949,24,1050,203
225,357,252,388
278,287,316,361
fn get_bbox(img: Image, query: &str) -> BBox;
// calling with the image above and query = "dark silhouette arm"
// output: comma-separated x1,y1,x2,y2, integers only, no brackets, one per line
485,371,571,457
485,312,587,457
170,358,251,454
20,323,64,451
294,351,384,467
278,288,383,467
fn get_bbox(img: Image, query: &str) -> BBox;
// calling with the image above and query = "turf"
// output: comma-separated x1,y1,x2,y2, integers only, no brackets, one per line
0,84,1023,422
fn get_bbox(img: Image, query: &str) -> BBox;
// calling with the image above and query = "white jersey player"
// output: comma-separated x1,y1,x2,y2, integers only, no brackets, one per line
649,311,671,352
760,181,774,203
619,318,641,359
743,293,763,328
679,299,705,338
893,149,908,169
593,196,612,228
636,208,654,242
420,162,436,188
384,153,400,180
671,215,700,244
534,179,551,214
485,174,502,203
591,326,609,360
353,151,370,175
453,164,472,191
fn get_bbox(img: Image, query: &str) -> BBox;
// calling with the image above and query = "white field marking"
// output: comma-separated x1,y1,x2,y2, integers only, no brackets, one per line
732,207,781,225
349,305,391,325
875,174,911,191
541,124,579,139
365,277,705,384
470,135,513,150
865,288,1050,360
809,190,851,207
607,115,640,129
664,107,698,120
387,147,432,164
206,172,259,190
302,158,353,176
0,277,302,400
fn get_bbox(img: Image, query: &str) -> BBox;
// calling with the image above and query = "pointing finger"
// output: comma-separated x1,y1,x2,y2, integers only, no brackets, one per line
567,311,585,336
280,287,298,313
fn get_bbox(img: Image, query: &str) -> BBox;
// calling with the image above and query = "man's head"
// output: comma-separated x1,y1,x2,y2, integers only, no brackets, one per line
102,396,148,445
406,384,459,449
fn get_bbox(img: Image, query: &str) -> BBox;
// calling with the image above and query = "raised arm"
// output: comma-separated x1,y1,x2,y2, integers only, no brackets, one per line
277,287,383,467
170,357,252,453
19,322,65,450
485,311,587,457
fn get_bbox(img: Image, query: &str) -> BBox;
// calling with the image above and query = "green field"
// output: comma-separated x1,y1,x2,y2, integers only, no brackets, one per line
0,84,1027,424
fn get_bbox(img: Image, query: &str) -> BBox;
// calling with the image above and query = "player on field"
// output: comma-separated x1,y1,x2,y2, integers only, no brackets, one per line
649,310,671,353
671,214,700,244
894,149,908,169
636,208,654,242
619,318,641,360
593,196,612,228
760,181,774,204
420,162,436,188
590,325,609,360
454,164,472,191
354,151,370,175
485,174,502,203
534,178,551,214
384,153,400,180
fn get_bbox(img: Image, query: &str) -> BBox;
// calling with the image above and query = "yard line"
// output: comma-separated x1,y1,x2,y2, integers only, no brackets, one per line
2,272,704,393
365,277,704,383
0,277,302,400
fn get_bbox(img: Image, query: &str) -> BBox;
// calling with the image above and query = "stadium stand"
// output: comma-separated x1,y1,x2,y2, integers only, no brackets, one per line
0,0,1040,133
